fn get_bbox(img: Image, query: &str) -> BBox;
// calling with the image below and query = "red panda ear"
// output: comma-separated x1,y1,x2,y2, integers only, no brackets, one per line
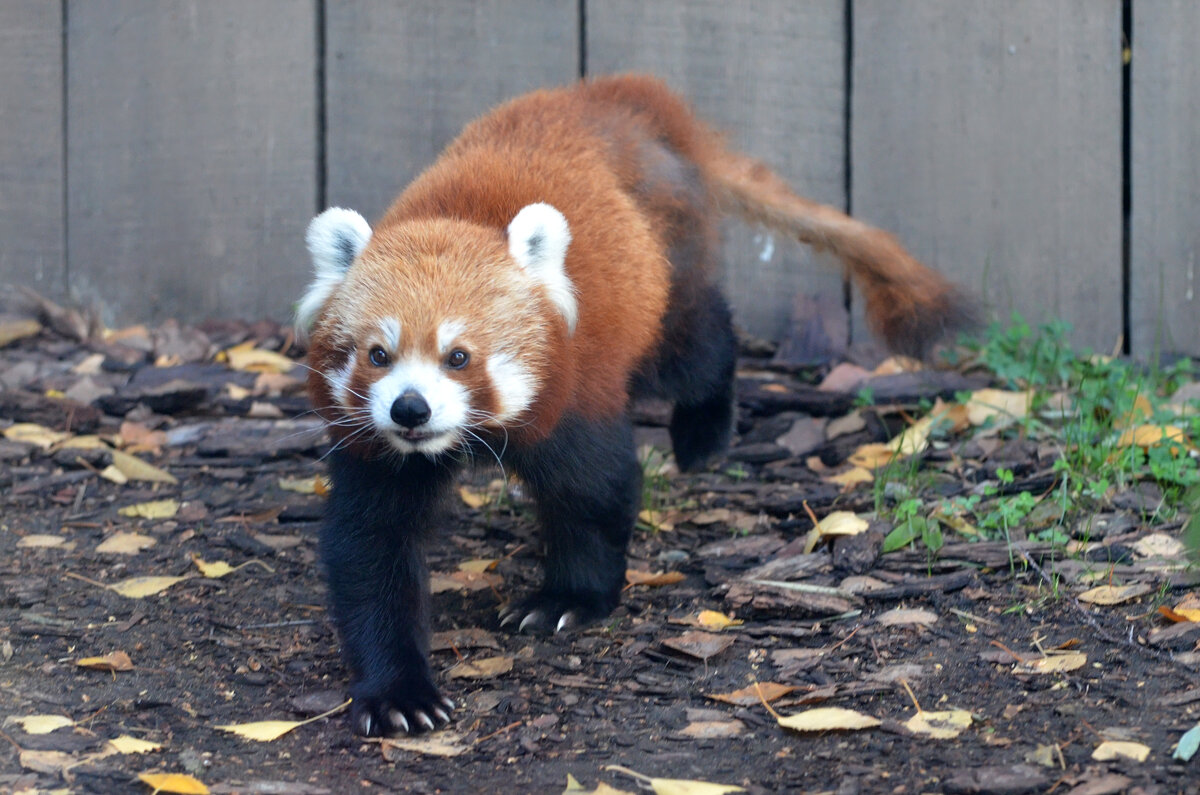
507,203,577,334
296,208,372,336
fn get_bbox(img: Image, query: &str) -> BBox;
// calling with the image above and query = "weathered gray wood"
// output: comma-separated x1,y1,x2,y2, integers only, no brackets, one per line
66,0,317,325
325,0,579,222
587,0,847,342
852,0,1123,352
0,2,65,300
1131,1,1200,357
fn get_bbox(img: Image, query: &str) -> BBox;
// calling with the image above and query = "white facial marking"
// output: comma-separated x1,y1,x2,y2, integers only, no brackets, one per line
437,320,466,355
296,207,372,336
379,317,402,352
486,352,537,422
324,357,355,408
368,357,469,457
508,203,577,334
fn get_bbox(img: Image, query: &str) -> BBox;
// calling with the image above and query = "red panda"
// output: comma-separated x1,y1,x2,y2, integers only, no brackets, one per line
298,75,970,737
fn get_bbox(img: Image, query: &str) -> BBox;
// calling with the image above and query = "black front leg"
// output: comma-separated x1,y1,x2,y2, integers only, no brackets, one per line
504,413,642,633
321,450,459,736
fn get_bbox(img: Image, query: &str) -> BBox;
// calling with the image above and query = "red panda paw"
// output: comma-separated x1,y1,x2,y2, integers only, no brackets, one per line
498,589,619,635
349,676,455,737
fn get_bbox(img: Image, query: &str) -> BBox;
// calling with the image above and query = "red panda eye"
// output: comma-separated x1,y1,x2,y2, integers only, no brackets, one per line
446,349,469,369
368,346,390,367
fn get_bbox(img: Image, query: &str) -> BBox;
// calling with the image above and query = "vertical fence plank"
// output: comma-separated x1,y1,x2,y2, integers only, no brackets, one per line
852,0,1123,351
1131,1,1200,357
325,0,579,222
0,1,64,300
587,1,847,342
67,0,317,325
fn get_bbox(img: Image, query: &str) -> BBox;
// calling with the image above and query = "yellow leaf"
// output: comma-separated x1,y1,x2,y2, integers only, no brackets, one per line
214,720,303,742
1019,652,1087,674
696,610,742,630
848,442,899,469
564,775,636,795
108,575,191,598
446,655,514,680
191,557,235,578
17,534,69,549
109,449,177,484
136,772,210,794
1117,424,1186,449
905,709,972,739
965,389,1031,427
824,466,874,491
3,422,71,448
605,765,745,795
887,414,933,456
458,485,489,508
108,735,162,754
76,651,134,671
1092,740,1151,762
95,532,157,555
1114,395,1154,429
1077,583,1153,605
803,510,868,553
6,714,74,734
222,344,296,374
626,569,686,587
118,499,180,520
458,558,498,573
99,464,129,484
380,731,470,758
278,476,321,494
775,706,881,732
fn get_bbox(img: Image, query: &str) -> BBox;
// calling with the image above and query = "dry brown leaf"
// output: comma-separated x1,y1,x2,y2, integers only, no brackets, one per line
381,731,470,758
1117,424,1186,449
17,534,69,549
446,655,514,680
1018,652,1087,674
707,682,795,707
76,650,134,672
823,466,874,491
661,631,735,661
96,532,157,555
1131,533,1185,558
429,569,503,593
848,442,899,469
680,720,745,738
4,422,71,448
6,714,74,734
1077,583,1154,605
1092,740,1150,762
776,706,881,732
136,772,210,794
626,569,686,587
876,608,938,627
19,749,77,774
966,388,1031,427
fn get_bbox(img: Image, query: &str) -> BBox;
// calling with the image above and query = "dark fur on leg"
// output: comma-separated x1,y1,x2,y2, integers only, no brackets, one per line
321,450,459,736
503,413,642,633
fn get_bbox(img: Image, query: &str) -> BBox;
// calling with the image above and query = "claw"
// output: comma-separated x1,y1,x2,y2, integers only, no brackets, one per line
518,610,542,633
359,713,374,737
555,611,576,633
388,709,410,734
433,707,450,724
441,696,456,712
417,711,435,731
499,609,517,627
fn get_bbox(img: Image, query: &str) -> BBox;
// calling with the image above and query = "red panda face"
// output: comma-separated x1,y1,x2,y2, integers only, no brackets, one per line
299,205,575,458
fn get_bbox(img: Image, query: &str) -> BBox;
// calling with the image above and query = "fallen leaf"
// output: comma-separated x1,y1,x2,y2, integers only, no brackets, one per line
6,714,74,734
1174,722,1200,762
214,698,349,743
3,422,71,448
136,772,210,794
776,706,881,732
1114,395,1154,429
95,532,157,555
429,569,503,593
1018,652,1087,674
278,476,323,494
108,575,191,598
661,631,735,661
458,558,498,574
680,720,745,739
458,485,490,508
108,735,163,754
604,764,745,795
191,557,235,578
76,650,134,672
905,709,972,739
708,682,795,707
109,449,177,484
1078,583,1154,605
222,343,296,374
563,775,636,795
823,466,874,491
876,608,938,627
1132,533,1185,559
966,388,1031,427
380,731,470,758
803,510,869,553
446,655,513,680
1117,424,1186,449
848,442,899,469
626,569,686,587
19,749,76,774
695,610,743,630
17,534,69,549
1092,740,1150,762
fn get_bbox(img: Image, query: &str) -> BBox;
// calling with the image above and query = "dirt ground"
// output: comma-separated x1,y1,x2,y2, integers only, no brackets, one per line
1,312,1199,794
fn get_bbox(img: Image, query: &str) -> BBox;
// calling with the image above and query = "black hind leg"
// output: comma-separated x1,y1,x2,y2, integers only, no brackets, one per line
648,284,738,472
503,413,641,633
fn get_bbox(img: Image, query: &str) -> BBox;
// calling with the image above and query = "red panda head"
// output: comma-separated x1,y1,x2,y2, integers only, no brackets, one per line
298,203,575,457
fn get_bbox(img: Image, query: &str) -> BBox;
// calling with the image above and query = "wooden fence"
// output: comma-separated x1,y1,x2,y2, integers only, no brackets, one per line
2,1,1197,357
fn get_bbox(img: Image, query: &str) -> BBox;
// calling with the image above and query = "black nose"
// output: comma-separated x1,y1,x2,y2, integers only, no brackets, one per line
390,391,431,428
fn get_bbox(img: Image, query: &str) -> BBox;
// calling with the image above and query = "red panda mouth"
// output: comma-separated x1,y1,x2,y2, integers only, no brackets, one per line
394,429,435,443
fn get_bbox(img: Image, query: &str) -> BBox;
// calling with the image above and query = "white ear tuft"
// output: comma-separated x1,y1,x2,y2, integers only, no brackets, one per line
296,208,372,336
508,203,577,334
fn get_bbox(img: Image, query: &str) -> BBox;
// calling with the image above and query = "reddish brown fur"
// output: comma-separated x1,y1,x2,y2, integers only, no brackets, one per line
306,75,968,451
